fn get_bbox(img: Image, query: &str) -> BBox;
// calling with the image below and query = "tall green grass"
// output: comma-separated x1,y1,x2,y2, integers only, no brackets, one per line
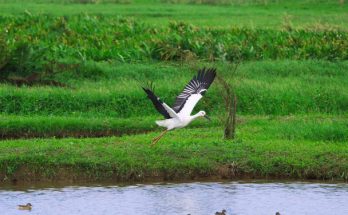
0,61,347,117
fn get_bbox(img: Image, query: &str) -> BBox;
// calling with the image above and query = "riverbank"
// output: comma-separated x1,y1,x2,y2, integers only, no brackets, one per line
1,115,347,184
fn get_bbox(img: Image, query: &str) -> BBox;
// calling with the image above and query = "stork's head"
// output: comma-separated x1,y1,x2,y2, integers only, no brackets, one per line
198,111,211,121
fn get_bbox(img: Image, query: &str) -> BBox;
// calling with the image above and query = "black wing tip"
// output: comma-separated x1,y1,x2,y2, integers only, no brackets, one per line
142,81,156,92
142,83,156,95
196,67,217,86
142,85,170,118
142,86,152,95
141,85,153,96
142,87,162,101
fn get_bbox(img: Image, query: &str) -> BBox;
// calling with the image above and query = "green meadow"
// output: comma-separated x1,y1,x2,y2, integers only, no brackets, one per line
0,0,347,183
1,0,348,29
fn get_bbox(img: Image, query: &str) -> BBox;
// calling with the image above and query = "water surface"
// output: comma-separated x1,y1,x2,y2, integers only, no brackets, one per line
1,181,348,215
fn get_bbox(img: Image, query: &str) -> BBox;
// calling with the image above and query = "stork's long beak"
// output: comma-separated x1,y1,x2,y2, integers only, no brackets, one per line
204,115,211,121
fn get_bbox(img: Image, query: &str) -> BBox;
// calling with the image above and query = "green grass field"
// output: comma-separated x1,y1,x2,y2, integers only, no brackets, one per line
0,0,347,183
1,0,347,29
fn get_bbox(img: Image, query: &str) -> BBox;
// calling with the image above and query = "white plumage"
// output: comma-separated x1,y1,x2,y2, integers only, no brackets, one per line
142,68,216,145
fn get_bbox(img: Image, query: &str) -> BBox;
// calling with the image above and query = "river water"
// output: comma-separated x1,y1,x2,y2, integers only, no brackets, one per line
1,181,348,215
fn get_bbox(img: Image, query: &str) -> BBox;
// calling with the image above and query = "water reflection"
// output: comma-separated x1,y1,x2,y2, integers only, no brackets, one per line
1,182,348,215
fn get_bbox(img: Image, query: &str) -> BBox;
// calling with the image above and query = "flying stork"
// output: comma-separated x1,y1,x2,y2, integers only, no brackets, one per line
142,68,217,145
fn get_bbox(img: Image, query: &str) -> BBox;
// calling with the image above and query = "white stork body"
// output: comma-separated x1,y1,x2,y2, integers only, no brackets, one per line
142,68,216,145
155,111,202,130
156,93,204,130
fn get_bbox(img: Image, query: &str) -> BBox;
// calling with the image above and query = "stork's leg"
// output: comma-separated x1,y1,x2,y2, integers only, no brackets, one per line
152,130,168,142
151,130,168,146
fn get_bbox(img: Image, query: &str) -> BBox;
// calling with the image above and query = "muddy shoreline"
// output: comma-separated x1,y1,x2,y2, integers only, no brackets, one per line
1,165,346,186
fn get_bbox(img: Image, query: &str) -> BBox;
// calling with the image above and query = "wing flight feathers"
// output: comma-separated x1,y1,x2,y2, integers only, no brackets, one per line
172,68,216,115
142,87,171,119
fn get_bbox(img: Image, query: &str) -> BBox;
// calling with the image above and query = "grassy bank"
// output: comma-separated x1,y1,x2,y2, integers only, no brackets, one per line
1,115,347,183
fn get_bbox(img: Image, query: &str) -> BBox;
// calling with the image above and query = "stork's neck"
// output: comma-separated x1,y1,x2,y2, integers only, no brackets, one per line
189,112,201,122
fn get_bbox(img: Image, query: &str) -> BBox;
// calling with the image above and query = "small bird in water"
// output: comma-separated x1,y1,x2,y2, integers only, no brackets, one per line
215,209,226,215
17,203,32,210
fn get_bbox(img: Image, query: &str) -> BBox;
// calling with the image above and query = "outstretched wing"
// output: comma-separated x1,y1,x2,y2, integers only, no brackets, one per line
172,68,216,116
142,87,178,119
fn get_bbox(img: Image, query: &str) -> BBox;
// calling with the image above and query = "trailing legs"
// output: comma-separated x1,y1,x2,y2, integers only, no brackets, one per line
151,130,168,146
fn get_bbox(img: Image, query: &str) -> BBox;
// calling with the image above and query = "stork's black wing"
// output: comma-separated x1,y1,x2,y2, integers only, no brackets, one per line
142,87,171,119
172,68,216,114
